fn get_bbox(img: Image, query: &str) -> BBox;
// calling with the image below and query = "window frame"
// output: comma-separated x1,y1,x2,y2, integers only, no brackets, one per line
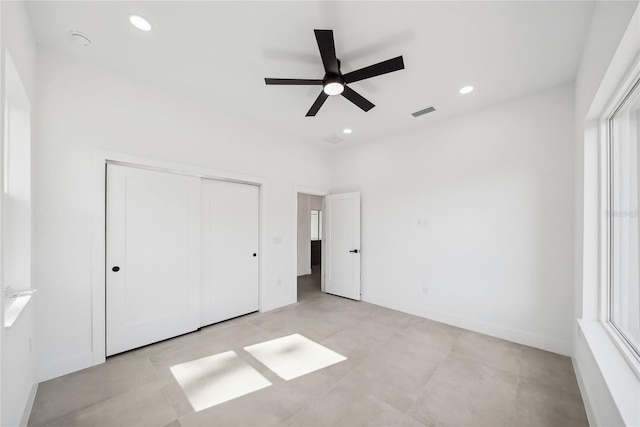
600,58,640,379
310,209,322,241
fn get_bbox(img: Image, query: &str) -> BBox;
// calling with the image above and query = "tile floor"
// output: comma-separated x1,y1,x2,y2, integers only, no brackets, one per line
28,270,588,426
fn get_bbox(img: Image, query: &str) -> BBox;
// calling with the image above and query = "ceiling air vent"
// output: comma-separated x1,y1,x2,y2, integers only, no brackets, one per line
411,106,436,117
321,134,344,144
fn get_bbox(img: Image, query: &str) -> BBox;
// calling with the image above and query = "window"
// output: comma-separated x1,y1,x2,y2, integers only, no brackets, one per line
310,210,322,241
2,53,34,327
607,76,640,360
3,97,9,194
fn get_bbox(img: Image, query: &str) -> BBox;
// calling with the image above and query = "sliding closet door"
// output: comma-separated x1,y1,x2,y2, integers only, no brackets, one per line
201,179,259,326
106,164,201,356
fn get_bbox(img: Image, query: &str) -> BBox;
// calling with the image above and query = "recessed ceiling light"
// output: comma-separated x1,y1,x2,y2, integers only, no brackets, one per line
129,14,152,32
459,86,474,94
343,129,352,134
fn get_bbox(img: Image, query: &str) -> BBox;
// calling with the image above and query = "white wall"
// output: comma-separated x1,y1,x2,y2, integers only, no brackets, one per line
310,195,322,211
297,193,311,276
572,2,640,426
33,48,330,381
330,83,575,355
1,1,38,425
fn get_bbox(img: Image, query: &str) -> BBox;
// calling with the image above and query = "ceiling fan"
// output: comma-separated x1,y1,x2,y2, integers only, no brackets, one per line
264,29,405,117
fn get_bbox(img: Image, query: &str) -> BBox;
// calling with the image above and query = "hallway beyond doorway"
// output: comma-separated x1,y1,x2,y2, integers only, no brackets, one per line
297,267,321,302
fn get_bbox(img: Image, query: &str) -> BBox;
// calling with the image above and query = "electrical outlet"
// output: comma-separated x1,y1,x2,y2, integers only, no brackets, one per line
277,278,282,286
422,285,429,294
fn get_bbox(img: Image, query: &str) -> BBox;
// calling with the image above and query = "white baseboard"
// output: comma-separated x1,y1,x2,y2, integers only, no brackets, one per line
37,351,94,382
261,294,295,313
363,294,571,356
20,382,38,427
573,356,597,427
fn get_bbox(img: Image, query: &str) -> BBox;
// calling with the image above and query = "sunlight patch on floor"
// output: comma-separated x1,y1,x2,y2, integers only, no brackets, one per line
170,351,272,412
243,333,347,380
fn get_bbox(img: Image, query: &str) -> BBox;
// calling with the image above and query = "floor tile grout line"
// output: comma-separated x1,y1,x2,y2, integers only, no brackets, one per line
38,380,169,427
402,333,461,421
281,349,373,424
509,345,525,423
156,355,196,420
30,356,162,427
157,377,183,422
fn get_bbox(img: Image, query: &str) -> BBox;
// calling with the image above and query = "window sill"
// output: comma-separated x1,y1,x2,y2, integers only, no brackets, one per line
578,319,640,426
602,321,640,381
4,294,33,328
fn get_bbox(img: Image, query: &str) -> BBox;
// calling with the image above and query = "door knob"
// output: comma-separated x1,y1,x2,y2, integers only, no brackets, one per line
349,249,359,254
253,253,257,257
112,266,120,272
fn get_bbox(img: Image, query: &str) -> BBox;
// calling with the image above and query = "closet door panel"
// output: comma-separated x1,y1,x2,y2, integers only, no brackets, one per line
201,179,259,326
106,164,201,356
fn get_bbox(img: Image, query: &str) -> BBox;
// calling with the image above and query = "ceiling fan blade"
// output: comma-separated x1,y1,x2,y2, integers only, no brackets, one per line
341,86,375,112
314,29,340,75
343,56,405,84
265,78,323,85
306,91,329,117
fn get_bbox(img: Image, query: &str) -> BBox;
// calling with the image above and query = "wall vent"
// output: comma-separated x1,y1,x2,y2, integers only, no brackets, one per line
411,106,436,117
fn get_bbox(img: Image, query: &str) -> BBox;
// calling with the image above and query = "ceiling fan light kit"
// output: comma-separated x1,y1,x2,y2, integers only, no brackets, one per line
323,78,344,96
265,29,405,117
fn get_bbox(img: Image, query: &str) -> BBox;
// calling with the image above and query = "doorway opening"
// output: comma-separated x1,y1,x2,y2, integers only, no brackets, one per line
296,192,324,302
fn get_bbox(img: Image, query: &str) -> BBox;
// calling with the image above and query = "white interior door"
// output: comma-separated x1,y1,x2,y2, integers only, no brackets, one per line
106,164,201,356
201,179,259,326
324,192,361,300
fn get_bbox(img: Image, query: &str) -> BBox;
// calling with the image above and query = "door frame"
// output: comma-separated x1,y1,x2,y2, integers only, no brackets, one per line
293,187,328,302
91,150,265,366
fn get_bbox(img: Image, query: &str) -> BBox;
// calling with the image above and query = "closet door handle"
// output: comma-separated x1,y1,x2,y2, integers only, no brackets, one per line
112,266,120,272
252,253,257,257
349,249,359,254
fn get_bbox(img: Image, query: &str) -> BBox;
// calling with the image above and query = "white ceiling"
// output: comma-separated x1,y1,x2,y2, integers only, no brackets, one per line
26,1,595,148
